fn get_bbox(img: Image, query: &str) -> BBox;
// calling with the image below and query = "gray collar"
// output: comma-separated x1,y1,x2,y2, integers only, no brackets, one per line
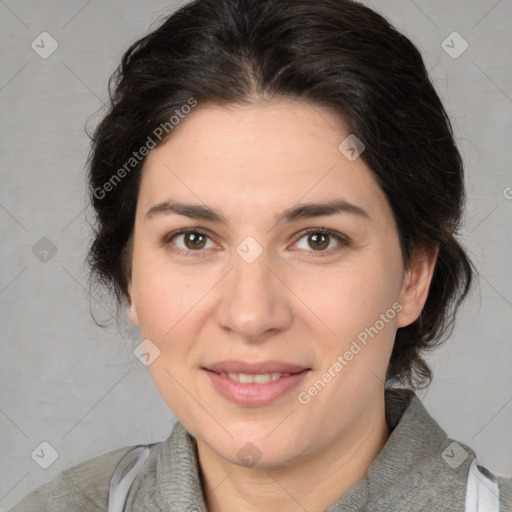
126,388,474,512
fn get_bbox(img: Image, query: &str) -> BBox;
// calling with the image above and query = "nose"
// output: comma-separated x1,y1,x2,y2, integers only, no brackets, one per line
216,245,293,343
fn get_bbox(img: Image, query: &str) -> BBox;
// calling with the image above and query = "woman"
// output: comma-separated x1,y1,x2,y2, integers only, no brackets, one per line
9,0,511,511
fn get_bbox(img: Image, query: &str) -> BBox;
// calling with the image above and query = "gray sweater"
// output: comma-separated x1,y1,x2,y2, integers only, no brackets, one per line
9,388,512,511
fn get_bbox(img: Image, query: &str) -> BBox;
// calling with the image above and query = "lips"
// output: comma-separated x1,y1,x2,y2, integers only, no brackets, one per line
203,359,309,375
203,368,310,406
202,359,311,406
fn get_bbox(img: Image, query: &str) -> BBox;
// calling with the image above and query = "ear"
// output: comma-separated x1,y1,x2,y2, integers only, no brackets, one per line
396,244,439,328
126,281,140,327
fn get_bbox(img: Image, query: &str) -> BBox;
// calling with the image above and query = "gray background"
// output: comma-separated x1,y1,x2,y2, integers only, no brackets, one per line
1,0,511,509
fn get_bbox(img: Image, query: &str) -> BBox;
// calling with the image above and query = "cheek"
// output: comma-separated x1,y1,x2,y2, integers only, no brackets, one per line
299,263,401,404
298,252,402,395
307,258,402,332
133,253,205,339
134,267,203,412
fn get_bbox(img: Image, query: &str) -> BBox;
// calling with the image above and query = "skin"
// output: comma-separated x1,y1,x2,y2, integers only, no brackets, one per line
127,98,438,512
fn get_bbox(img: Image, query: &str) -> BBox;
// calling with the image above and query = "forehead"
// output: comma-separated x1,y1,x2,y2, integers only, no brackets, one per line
137,99,392,226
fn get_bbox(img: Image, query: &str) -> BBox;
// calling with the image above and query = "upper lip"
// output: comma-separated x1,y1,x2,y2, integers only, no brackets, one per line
204,360,310,375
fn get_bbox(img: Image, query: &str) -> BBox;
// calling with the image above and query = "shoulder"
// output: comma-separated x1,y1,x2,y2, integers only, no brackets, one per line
8,444,144,512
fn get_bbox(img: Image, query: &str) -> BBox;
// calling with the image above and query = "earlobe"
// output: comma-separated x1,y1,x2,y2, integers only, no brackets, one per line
127,282,140,327
129,306,140,327
396,244,439,329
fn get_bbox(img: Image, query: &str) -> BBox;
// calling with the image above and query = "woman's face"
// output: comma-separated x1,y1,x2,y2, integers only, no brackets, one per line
127,98,434,468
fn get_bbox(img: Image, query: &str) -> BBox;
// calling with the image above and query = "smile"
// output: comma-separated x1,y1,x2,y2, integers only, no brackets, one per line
203,368,310,406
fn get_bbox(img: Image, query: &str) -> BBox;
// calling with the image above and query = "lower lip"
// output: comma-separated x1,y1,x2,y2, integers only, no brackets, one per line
203,369,310,406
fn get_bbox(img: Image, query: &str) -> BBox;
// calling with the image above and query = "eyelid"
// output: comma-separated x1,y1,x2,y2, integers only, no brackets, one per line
163,227,216,257
290,227,350,256
163,226,212,243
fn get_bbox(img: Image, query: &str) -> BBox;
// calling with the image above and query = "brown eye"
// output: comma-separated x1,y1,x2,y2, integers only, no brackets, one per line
308,232,329,251
183,232,207,250
164,228,215,256
293,228,349,256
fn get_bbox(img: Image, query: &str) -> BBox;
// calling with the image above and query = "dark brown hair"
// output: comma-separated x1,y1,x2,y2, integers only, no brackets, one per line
86,0,475,389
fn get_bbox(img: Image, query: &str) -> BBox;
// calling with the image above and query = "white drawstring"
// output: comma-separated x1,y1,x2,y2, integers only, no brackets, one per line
465,458,501,512
108,446,151,512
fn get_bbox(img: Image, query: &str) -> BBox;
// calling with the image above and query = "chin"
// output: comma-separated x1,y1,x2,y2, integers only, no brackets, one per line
205,429,311,469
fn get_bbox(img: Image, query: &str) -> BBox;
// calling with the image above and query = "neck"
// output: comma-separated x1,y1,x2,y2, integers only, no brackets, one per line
196,392,390,512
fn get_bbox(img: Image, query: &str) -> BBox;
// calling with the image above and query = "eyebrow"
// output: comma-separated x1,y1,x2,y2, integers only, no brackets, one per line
144,198,370,225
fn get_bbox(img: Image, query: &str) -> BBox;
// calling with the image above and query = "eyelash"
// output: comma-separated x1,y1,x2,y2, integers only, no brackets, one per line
163,227,350,258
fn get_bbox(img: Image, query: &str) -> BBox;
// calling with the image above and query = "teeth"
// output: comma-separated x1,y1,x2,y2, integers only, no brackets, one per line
220,372,291,383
